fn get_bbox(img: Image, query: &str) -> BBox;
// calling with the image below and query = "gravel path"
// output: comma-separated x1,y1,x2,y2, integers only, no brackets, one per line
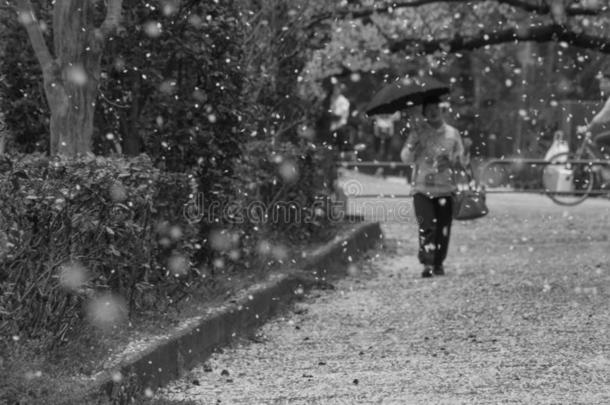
155,192,610,404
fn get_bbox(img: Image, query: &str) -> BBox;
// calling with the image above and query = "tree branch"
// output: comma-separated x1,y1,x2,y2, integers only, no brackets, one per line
311,0,607,27
346,0,550,17
13,0,54,71
389,23,610,54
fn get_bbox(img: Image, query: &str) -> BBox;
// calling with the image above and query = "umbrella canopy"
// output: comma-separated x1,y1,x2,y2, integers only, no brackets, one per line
365,76,450,116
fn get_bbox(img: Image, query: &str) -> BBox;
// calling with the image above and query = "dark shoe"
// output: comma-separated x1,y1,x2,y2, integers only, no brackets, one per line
421,265,434,278
433,265,445,276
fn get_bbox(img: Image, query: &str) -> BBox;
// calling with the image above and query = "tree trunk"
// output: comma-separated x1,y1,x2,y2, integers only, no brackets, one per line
472,56,482,112
48,0,102,156
16,0,123,157
121,77,144,156
46,75,98,156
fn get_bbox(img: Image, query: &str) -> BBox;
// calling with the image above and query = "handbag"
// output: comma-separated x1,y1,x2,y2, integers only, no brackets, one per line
452,163,489,221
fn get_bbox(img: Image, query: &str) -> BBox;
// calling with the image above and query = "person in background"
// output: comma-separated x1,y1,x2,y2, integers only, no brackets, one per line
577,64,610,186
578,64,610,153
373,112,399,162
400,98,466,278
329,80,351,153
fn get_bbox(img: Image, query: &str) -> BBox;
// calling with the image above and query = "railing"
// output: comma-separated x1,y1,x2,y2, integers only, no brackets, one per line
337,159,610,198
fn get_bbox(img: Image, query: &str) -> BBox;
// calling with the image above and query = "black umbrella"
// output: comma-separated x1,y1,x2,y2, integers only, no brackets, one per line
365,76,450,116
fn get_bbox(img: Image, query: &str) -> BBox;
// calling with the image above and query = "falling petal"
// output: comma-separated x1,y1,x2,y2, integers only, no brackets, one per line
87,293,128,331
271,244,288,261
59,261,89,292
109,181,127,202
257,240,272,256
169,226,183,241
17,11,34,25
144,21,162,38
168,254,189,276
66,65,88,86
209,230,235,251
278,161,299,183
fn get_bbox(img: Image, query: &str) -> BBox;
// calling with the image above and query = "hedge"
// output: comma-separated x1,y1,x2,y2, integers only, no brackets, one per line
0,153,198,347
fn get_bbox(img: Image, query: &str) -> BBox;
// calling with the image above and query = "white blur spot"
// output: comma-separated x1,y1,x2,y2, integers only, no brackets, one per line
159,80,177,94
229,249,241,261
24,370,43,380
168,254,189,276
109,181,128,202
86,293,127,330
59,261,89,291
271,244,288,261
209,230,236,251
169,226,183,241
162,0,178,16
257,240,272,256
17,11,34,25
66,65,88,86
189,15,203,28
278,161,299,183
144,21,162,38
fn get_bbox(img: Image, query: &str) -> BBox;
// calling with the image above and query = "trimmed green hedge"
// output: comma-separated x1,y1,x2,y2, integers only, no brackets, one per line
0,153,198,346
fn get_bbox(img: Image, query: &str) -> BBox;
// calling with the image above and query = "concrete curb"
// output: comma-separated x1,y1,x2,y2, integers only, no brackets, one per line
80,222,383,404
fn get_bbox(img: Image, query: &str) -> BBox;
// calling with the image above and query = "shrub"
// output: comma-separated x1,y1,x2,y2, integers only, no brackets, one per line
186,139,337,278
0,153,197,347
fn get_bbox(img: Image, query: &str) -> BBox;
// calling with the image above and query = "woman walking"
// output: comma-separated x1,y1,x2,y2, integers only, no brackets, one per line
400,99,466,278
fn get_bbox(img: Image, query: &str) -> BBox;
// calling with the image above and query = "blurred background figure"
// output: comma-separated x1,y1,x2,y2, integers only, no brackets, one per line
576,64,610,188
578,64,610,154
373,112,400,164
329,79,351,154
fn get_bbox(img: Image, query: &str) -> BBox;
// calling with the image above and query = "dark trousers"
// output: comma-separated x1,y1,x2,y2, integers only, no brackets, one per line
413,193,453,266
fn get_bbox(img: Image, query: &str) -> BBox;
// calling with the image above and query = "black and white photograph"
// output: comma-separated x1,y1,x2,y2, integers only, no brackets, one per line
1,1,609,404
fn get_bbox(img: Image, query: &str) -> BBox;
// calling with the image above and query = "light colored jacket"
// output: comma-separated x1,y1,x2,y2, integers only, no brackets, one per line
591,97,610,127
400,121,465,197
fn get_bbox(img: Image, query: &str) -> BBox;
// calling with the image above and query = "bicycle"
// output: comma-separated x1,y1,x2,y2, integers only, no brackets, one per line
543,129,610,205
479,130,610,206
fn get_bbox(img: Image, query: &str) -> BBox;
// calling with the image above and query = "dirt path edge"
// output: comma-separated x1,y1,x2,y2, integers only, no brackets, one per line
78,222,383,404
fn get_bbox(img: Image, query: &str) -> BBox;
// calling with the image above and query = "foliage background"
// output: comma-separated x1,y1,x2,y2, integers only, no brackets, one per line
0,0,339,357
